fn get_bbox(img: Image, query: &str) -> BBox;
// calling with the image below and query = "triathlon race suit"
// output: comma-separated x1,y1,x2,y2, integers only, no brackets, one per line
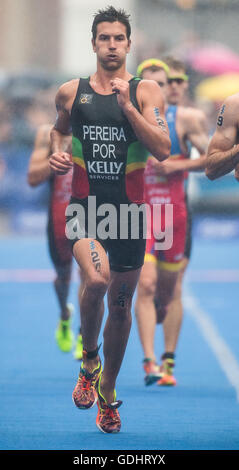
48,168,73,267
144,105,191,272
67,77,148,272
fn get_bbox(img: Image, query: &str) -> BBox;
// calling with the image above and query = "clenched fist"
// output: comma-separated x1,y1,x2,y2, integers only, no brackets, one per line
110,78,132,110
49,152,73,175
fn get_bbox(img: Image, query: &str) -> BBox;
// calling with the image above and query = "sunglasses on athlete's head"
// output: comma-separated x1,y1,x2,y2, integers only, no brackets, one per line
167,74,188,85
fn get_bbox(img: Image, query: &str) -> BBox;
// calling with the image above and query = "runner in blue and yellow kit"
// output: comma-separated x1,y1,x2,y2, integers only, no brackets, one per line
49,7,170,434
135,57,209,386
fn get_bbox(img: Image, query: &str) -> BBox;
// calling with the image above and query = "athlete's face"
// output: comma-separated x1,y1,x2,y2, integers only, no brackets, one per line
166,67,188,105
92,21,131,71
141,69,168,101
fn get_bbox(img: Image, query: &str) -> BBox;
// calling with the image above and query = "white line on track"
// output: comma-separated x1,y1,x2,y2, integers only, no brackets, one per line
0,269,80,282
184,288,239,402
1,268,239,282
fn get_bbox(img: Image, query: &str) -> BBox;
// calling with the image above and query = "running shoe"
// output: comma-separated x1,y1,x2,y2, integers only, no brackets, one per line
55,304,74,352
72,358,102,409
96,375,122,434
73,333,83,361
157,358,177,386
143,358,162,386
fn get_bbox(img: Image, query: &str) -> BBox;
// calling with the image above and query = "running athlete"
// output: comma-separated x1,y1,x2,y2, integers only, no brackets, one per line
28,124,83,359
206,92,239,181
135,57,209,386
49,6,170,434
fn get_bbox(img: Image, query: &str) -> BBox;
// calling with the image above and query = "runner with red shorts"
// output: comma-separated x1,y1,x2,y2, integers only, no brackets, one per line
135,57,209,386
28,124,83,359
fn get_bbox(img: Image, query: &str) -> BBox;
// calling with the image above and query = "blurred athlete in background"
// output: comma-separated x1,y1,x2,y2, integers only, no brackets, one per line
206,92,239,181
28,123,83,360
135,57,209,386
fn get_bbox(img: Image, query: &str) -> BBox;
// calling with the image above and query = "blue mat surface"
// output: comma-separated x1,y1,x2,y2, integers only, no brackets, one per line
1,231,239,450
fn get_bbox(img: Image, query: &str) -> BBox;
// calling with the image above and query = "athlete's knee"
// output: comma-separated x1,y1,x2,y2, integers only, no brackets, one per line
108,303,132,326
138,274,156,298
108,289,134,321
84,272,109,298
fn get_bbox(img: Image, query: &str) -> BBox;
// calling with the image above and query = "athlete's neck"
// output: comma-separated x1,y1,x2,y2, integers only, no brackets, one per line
90,67,132,94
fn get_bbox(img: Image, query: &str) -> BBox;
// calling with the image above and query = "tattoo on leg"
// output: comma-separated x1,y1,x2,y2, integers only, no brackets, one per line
114,283,129,308
89,240,101,272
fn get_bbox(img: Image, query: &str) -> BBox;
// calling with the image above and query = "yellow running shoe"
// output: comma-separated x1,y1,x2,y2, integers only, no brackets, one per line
55,304,75,352
73,333,83,361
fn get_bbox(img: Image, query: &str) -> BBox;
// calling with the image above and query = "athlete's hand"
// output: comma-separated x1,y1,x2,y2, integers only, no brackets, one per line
49,152,73,175
110,78,132,110
152,159,179,176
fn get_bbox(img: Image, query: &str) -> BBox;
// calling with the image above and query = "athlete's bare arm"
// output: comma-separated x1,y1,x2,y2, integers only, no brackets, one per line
182,107,208,169
152,107,208,176
111,78,171,161
49,80,78,175
28,124,52,186
206,94,239,180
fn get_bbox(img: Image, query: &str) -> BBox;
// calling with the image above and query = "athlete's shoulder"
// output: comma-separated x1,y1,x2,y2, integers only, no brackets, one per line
224,92,239,107
216,93,239,129
136,79,164,107
222,93,239,121
56,79,80,100
138,78,162,93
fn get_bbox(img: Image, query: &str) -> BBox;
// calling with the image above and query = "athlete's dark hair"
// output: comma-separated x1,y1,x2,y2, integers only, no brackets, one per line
162,56,186,73
91,5,131,40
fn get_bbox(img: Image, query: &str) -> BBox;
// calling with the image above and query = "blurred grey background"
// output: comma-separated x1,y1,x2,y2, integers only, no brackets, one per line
1,0,239,239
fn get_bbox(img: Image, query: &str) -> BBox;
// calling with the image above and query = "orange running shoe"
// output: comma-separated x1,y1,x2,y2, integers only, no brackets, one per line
96,376,122,434
72,355,102,410
157,357,177,386
143,358,162,386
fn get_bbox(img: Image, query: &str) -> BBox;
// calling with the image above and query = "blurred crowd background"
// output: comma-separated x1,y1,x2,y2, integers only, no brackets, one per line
1,0,239,238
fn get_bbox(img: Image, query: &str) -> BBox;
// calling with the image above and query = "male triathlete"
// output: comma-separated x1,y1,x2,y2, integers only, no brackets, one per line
135,57,208,386
28,124,83,359
49,7,170,433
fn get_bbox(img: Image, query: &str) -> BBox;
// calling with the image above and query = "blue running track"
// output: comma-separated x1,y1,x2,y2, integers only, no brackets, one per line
1,221,239,451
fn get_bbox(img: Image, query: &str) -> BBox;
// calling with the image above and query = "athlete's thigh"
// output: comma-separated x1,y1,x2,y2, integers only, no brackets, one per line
107,268,142,310
73,238,110,284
